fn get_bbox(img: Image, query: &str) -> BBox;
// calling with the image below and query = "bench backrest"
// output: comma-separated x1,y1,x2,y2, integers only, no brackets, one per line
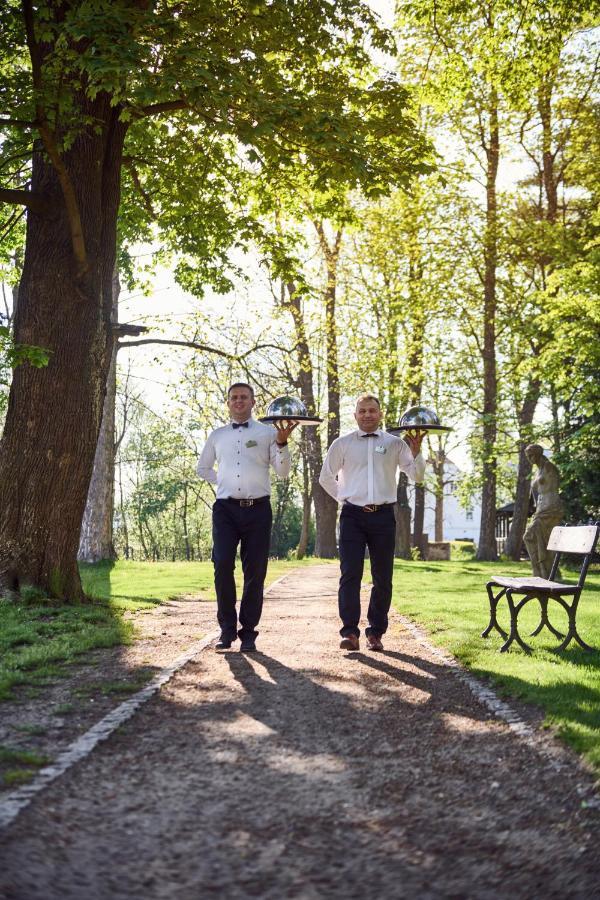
547,524,600,589
547,525,599,555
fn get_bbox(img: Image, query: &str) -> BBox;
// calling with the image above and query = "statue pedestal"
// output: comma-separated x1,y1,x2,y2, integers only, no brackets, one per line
428,541,451,561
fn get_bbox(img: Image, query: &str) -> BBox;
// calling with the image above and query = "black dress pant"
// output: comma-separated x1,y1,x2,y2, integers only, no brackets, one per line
212,498,272,641
338,503,396,638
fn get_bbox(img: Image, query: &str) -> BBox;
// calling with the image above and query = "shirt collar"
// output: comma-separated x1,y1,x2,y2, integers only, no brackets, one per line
230,417,253,427
357,427,382,437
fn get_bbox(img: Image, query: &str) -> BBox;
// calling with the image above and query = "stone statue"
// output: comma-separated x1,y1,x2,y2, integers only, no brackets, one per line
523,444,563,579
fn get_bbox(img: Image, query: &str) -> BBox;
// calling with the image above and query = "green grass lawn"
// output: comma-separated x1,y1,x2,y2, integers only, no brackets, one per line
0,558,319,701
391,550,600,771
79,558,316,610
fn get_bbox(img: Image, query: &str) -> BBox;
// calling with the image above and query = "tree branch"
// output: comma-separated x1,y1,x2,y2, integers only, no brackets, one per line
117,338,234,359
137,100,189,118
0,117,36,128
0,186,48,214
123,159,156,218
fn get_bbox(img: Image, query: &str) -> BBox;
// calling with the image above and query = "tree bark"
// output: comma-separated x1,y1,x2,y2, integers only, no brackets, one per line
413,485,426,549
78,270,120,563
504,379,540,560
296,439,312,559
476,87,500,562
285,280,337,557
395,474,412,559
432,448,445,542
0,99,127,599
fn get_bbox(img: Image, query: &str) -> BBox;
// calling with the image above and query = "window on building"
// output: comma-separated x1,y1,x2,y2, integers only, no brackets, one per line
466,508,473,521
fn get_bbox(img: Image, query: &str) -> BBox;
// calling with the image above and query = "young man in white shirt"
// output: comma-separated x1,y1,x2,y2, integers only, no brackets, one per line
197,383,296,652
319,394,425,652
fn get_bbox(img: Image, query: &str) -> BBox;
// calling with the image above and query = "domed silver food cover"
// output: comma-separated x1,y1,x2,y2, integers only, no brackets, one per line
260,395,323,426
388,404,452,436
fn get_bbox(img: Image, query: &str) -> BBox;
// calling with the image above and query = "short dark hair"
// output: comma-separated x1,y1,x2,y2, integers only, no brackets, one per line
356,393,380,408
228,382,255,398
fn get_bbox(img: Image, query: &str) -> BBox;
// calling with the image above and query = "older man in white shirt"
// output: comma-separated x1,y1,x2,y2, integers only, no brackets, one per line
197,382,296,652
319,393,425,652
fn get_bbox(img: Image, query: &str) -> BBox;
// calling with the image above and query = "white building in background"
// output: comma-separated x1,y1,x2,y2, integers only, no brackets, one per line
408,458,482,545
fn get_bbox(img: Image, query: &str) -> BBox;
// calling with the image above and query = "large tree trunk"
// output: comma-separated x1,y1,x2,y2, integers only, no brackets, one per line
413,485,426,549
316,225,342,558
0,102,126,599
476,88,499,561
395,474,412,559
405,254,425,555
296,441,312,559
433,448,445,542
78,270,120,563
504,379,540,560
78,343,117,563
285,280,337,557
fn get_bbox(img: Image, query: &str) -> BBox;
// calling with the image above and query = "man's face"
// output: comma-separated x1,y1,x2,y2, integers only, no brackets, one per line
227,387,255,422
354,398,382,433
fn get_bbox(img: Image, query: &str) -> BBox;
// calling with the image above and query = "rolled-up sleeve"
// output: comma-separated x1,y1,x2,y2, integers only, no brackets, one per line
319,439,343,501
398,439,425,483
270,441,292,478
196,435,217,484
270,440,291,479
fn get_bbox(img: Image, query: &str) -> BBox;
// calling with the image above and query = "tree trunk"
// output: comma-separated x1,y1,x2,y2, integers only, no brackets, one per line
504,379,540,560
285,280,337,557
0,102,127,599
395,474,411,559
77,344,117,563
433,449,445,542
413,484,425,548
296,443,312,559
118,459,129,558
476,88,499,562
78,270,120,563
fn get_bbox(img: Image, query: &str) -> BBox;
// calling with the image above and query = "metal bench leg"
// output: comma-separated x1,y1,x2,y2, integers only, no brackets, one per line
530,596,565,639
482,585,508,639
500,591,533,654
552,596,595,652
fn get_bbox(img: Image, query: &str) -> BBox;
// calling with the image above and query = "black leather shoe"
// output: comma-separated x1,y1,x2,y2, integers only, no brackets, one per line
240,640,257,652
215,637,233,650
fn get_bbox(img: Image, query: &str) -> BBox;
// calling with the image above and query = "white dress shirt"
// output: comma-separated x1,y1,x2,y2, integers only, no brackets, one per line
197,418,291,499
319,428,425,507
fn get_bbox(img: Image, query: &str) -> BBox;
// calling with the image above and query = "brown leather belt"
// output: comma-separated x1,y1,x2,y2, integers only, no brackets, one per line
344,501,394,513
226,496,269,507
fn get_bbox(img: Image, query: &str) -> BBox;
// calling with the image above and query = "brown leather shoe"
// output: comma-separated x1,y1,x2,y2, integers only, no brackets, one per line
340,634,360,651
366,633,383,651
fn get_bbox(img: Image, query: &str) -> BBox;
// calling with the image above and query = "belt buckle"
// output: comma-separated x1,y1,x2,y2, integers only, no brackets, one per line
363,504,377,513
240,498,254,507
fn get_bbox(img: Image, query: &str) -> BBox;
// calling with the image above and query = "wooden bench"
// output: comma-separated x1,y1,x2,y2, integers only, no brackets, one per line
482,524,600,653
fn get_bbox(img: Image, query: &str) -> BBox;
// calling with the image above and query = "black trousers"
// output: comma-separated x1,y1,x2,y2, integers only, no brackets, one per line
212,498,272,641
338,503,396,638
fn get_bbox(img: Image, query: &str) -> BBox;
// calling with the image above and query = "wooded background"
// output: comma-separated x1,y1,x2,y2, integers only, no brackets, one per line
0,0,598,597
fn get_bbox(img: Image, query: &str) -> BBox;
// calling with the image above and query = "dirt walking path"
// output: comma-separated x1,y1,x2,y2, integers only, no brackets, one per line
1,565,599,899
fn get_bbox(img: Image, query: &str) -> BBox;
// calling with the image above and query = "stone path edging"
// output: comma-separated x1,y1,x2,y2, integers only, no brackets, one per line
0,573,290,832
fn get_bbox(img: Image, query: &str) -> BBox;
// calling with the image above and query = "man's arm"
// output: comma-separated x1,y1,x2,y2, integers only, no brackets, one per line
319,439,343,500
398,434,426,483
270,438,291,478
269,419,297,479
196,434,217,485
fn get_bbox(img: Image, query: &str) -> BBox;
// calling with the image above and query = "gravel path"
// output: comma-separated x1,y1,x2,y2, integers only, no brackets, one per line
1,565,599,899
